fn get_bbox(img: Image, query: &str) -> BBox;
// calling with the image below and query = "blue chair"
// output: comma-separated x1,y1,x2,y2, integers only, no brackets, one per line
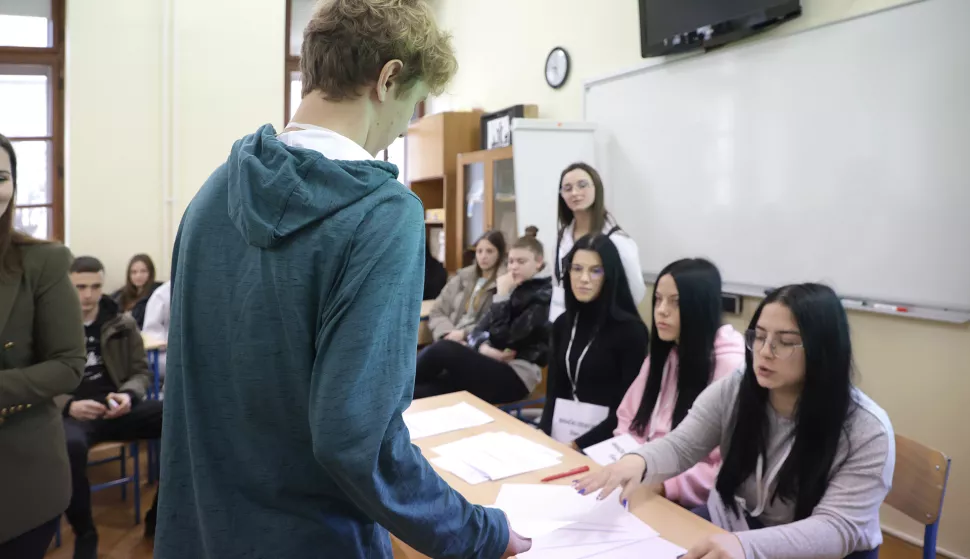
884,434,951,559
144,345,163,483
54,441,142,547
499,367,548,426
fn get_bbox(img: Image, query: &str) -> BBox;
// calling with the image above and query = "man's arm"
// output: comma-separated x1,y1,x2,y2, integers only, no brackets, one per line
309,192,508,559
118,325,152,401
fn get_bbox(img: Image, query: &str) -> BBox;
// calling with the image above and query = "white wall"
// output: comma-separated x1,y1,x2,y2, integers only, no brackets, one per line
432,1,969,557
66,0,284,290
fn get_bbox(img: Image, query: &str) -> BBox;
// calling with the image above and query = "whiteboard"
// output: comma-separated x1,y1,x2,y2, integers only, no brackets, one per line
512,120,598,265
585,0,970,313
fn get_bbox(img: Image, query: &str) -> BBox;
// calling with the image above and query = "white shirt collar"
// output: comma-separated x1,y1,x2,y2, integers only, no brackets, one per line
278,122,374,162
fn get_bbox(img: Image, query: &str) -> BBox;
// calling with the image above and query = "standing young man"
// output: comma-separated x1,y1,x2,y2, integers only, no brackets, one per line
155,1,529,558
64,257,162,559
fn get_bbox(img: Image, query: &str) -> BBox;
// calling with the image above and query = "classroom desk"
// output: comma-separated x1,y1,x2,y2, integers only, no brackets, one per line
391,392,723,558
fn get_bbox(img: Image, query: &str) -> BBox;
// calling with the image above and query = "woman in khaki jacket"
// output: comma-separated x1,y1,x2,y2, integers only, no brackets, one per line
0,135,85,557
428,231,506,343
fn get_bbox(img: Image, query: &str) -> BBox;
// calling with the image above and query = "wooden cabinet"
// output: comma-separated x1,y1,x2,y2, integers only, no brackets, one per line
455,146,518,268
406,111,482,272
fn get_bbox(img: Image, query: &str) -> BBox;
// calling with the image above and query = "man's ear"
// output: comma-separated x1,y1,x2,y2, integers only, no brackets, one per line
376,59,405,103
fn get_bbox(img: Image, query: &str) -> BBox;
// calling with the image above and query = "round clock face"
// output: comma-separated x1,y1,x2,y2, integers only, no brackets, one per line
545,47,569,89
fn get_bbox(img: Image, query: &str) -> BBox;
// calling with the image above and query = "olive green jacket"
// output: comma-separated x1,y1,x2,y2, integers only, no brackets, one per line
0,243,85,544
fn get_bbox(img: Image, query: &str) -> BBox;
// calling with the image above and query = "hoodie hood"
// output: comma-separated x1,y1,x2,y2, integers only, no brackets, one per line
713,324,745,357
227,124,400,248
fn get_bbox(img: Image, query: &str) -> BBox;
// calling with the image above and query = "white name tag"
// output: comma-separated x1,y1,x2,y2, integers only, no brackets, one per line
551,398,609,443
582,434,641,466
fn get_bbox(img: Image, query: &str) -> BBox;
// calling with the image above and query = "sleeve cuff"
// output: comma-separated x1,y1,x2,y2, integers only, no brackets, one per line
62,398,75,417
122,389,141,404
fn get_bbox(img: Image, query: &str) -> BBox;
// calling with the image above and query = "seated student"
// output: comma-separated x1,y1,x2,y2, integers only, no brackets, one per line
423,242,448,300
112,253,163,329
427,230,506,342
415,229,551,404
538,234,649,449
577,284,893,559
61,257,163,558
612,258,744,508
551,163,645,321
142,280,170,382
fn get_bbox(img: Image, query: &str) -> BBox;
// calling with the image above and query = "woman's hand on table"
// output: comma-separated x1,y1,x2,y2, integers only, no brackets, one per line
682,533,744,559
573,455,646,505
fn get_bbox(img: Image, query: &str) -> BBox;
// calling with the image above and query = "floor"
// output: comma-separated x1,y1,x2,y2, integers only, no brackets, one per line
45,455,926,559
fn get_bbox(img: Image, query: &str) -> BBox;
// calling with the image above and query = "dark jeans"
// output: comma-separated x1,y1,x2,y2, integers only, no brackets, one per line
0,517,59,559
414,340,529,404
63,399,163,535
691,505,880,558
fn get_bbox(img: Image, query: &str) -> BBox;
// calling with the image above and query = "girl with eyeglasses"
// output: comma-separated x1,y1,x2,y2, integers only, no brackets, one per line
538,234,649,449
551,163,645,322
576,284,893,559
612,258,745,508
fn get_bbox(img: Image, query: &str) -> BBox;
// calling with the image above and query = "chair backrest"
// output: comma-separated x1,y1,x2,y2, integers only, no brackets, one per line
885,434,950,526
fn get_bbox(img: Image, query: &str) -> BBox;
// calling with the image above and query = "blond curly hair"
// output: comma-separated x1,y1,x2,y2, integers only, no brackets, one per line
301,0,458,101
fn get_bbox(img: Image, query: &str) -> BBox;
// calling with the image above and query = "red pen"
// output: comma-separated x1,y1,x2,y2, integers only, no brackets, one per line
541,466,590,483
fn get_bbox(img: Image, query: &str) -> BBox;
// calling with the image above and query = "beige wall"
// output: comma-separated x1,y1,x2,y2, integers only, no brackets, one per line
433,0,969,556
66,0,284,291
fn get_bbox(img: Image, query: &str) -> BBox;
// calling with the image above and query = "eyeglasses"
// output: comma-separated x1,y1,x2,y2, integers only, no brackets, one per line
560,181,591,194
744,329,804,360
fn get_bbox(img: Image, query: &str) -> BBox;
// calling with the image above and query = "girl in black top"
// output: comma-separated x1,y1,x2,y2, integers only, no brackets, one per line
539,234,649,449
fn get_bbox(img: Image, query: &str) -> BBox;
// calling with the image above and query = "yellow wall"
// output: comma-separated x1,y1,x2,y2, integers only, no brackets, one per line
66,0,284,291
433,0,969,556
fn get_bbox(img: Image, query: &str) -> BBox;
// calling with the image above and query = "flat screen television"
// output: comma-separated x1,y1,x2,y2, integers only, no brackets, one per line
639,0,802,58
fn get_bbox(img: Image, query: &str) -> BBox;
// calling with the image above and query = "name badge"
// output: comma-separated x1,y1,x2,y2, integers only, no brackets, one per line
582,434,641,465
551,398,609,443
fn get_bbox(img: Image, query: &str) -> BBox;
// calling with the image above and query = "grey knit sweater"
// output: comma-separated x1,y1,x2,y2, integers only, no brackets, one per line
633,370,894,559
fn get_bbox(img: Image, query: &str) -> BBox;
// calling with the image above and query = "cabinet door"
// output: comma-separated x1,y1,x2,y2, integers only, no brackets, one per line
463,160,486,256
492,157,517,247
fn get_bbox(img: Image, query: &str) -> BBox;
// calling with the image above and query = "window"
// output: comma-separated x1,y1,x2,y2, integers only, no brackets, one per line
0,0,65,240
284,0,424,182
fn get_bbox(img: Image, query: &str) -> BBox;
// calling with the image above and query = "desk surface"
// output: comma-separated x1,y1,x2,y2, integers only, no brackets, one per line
420,300,434,320
392,392,722,558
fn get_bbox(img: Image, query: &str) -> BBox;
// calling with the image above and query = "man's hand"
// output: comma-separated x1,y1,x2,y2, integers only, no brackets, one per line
444,330,466,343
69,400,107,421
104,392,132,419
496,272,516,297
501,519,532,558
480,344,516,362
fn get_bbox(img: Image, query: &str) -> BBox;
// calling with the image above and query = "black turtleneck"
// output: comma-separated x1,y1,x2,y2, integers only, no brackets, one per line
539,312,649,448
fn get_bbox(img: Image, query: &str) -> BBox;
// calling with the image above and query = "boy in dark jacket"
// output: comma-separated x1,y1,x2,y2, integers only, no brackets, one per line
415,229,552,403
63,256,162,559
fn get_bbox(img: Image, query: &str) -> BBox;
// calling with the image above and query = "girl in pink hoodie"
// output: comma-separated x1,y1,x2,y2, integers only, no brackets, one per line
614,258,745,508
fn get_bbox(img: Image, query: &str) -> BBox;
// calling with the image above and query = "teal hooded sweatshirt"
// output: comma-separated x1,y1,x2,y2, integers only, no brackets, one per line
154,125,509,559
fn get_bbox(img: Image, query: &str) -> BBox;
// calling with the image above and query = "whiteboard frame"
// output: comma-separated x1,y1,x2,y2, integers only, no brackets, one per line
582,0,970,324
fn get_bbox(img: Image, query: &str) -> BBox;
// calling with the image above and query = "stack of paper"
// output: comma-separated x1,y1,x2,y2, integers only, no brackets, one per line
493,484,686,559
403,402,494,440
582,434,641,466
430,432,562,483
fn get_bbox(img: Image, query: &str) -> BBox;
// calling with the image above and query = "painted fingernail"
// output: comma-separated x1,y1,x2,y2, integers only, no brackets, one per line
622,499,628,507
578,489,585,495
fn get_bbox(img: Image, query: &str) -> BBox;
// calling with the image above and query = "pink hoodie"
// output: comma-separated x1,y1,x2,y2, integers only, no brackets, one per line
614,324,745,508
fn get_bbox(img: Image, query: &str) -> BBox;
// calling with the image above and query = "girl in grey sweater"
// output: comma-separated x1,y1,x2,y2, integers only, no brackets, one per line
576,283,894,559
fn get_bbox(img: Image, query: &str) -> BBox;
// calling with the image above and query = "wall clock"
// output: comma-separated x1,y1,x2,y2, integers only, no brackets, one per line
545,47,570,89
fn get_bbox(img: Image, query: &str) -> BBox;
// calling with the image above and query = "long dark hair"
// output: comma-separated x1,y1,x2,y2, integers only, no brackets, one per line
716,283,854,521
563,234,644,334
0,134,47,277
630,258,723,435
556,163,620,282
119,253,157,311
474,230,506,281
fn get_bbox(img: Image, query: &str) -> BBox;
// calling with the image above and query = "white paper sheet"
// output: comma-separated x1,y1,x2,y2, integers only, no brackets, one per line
429,455,489,485
403,402,494,440
432,432,561,481
582,434,642,466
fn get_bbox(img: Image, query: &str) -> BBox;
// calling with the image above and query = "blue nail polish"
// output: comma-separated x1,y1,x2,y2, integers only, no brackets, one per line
579,489,585,495
622,499,628,507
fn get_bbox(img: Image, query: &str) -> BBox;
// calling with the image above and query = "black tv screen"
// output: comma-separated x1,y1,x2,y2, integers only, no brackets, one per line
639,0,801,58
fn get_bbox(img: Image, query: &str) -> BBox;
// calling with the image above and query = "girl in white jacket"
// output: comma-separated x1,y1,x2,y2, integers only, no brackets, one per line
142,281,170,382
551,163,645,321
